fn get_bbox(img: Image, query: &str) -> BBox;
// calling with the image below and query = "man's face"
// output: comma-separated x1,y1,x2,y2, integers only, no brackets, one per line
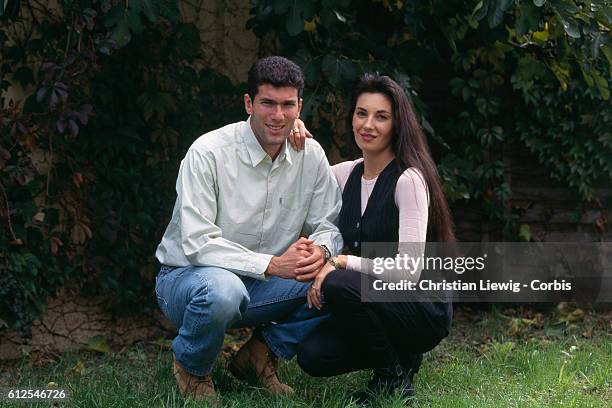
244,84,302,158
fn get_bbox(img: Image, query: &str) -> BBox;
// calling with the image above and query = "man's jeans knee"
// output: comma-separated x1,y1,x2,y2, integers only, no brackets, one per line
235,275,330,359
155,265,329,376
156,265,249,376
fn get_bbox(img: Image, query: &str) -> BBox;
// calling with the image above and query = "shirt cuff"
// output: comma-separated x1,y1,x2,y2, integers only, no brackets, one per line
251,253,274,279
346,255,362,272
311,232,343,256
223,253,273,280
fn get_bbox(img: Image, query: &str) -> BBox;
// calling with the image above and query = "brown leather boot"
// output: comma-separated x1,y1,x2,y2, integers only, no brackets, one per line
173,355,220,405
229,335,294,395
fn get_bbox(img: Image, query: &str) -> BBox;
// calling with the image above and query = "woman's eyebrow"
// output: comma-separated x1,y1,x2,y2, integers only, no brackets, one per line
356,106,390,115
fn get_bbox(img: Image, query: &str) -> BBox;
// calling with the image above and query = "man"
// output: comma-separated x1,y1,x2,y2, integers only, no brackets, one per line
155,56,342,403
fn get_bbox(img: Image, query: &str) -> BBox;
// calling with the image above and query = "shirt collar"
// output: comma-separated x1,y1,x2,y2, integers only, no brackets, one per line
243,117,293,167
279,141,293,165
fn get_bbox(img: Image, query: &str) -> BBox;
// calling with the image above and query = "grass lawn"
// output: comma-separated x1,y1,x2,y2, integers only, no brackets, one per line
1,305,611,407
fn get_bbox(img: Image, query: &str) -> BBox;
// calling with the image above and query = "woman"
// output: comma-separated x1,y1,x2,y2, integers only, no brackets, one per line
290,74,455,402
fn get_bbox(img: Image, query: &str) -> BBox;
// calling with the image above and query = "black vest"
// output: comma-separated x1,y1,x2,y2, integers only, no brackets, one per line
338,159,402,258
338,159,453,330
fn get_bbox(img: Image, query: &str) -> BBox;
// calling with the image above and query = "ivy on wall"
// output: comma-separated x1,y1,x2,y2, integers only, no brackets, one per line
248,0,611,228
1,0,243,332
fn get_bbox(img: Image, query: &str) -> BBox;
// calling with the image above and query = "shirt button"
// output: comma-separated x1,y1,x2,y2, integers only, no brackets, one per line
356,222,360,228
354,241,358,248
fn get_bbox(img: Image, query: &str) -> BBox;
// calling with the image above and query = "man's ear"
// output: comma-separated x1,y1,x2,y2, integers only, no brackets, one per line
297,97,303,116
244,94,253,115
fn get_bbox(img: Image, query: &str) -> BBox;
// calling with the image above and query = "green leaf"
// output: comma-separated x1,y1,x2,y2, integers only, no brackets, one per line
322,54,339,86
131,0,156,23
595,7,612,29
302,1,315,21
518,224,531,241
320,7,338,27
1,0,21,20
601,45,612,69
550,0,579,15
321,55,356,87
491,125,504,141
488,0,513,28
472,0,489,21
339,60,357,82
516,4,541,36
128,10,144,35
549,1,581,38
138,91,177,121
580,66,595,88
592,69,610,100
549,62,570,90
286,2,305,36
122,0,178,23
111,13,132,47
303,59,320,87
516,55,547,81
104,6,124,28
558,35,571,61
273,0,290,14
554,12,581,38
333,9,346,23
156,0,180,22
85,335,111,353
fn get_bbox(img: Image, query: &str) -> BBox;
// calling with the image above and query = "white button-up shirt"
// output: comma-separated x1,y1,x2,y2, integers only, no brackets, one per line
155,118,343,279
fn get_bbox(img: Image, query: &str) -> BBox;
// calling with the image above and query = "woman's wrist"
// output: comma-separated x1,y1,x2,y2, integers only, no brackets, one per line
328,254,348,269
338,255,348,269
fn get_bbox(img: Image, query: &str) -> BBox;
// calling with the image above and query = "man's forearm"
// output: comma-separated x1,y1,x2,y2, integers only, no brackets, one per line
184,237,273,279
265,256,279,277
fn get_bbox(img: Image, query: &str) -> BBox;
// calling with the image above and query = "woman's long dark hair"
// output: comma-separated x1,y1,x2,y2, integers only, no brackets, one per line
351,73,456,242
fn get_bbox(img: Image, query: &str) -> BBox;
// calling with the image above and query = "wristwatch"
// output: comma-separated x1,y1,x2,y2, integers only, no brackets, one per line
318,245,331,262
328,256,342,269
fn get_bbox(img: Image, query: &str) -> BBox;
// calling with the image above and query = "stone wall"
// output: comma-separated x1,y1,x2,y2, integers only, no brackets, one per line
0,291,173,360
179,0,259,83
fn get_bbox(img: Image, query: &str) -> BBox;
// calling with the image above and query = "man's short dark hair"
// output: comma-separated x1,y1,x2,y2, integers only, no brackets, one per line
247,56,304,100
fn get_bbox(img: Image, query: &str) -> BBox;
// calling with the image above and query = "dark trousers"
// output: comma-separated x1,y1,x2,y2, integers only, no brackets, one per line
297,269,452,377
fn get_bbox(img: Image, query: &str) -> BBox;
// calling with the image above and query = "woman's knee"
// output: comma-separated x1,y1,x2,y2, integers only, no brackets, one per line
297,340,328,377
322,269,360,304
321,270,343,297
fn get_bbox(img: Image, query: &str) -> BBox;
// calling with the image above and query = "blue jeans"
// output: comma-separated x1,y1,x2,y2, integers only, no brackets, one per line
155,265,329,376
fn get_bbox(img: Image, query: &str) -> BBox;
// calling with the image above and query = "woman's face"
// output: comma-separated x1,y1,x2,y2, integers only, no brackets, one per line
352,92,394,155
